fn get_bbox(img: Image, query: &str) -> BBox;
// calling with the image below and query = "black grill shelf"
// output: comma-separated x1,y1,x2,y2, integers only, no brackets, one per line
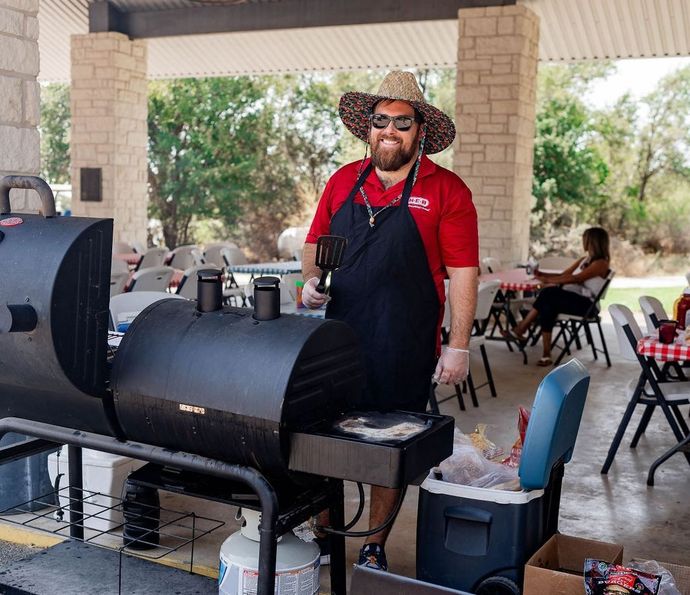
0,485,225,566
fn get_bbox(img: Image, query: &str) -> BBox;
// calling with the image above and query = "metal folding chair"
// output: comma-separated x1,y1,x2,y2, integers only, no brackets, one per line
601,304,690,476
551,269,615,367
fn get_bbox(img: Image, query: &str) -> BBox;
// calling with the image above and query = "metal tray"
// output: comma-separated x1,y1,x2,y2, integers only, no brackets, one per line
288,411,454,488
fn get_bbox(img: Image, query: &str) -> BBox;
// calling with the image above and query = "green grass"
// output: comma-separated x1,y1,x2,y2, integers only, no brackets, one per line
601,285,685,314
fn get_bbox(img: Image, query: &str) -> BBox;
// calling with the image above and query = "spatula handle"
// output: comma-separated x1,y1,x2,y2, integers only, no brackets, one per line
315,270,329,293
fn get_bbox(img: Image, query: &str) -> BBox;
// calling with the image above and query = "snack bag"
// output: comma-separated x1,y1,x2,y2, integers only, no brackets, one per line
501,406,530,468
468,424,504,461
584,559,662,595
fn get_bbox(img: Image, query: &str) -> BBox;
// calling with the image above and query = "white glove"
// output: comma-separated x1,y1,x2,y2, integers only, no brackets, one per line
302,276,331,309
433,346,470,385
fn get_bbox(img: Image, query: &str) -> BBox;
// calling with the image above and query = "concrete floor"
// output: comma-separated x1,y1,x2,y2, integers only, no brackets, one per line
1,316,689,593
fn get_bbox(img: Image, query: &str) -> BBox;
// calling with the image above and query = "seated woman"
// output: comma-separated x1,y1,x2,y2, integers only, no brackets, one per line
505,227,610,366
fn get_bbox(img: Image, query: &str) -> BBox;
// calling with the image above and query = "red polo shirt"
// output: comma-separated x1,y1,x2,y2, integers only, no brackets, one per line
306,155,479,307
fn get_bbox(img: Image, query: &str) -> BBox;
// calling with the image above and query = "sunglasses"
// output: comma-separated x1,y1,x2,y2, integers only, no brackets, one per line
370,114,417,131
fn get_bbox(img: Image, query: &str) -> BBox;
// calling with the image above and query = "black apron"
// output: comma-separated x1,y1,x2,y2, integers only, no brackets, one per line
326,163,439,412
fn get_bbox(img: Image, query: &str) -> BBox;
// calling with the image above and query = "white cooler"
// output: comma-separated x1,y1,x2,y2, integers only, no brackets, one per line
48,448,146,532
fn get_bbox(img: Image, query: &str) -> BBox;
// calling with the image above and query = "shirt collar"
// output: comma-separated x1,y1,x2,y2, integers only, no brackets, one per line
363,154,436,189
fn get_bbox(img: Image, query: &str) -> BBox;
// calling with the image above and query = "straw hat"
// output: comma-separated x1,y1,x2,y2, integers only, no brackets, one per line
338,70,456,154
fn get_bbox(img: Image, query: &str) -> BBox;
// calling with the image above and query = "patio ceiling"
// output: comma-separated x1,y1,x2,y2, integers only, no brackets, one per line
38,0,690,82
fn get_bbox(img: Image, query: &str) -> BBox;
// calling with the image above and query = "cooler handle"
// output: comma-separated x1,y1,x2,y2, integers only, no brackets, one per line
0,176,56,218
444,506,493,524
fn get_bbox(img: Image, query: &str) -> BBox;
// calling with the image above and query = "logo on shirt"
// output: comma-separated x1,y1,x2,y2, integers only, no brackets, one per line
408,196,430,212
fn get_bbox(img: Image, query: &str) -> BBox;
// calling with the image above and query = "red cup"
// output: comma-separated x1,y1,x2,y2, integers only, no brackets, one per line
658,320,677,344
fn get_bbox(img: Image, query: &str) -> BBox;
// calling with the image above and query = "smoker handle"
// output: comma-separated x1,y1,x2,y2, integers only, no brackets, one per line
0,175,56,218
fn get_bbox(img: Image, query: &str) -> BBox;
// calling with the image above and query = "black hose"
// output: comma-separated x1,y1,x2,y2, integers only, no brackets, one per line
343,482,365,531
318,486,407,538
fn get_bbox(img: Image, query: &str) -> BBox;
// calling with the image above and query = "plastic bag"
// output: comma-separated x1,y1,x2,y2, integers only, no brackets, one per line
502,406,531,468
468,424,504,461
436,429,519,489
629,560,682,595
584,559,662,595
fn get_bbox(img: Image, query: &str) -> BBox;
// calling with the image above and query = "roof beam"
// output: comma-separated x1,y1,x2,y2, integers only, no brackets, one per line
89,0,516,39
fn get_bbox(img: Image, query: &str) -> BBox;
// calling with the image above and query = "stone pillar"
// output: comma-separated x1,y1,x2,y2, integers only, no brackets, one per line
455,5,540,265
70,32,148,247
0,0,40,212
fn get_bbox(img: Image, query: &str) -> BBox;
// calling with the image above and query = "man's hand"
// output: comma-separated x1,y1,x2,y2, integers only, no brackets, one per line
433,346,470,385
302,276,331,309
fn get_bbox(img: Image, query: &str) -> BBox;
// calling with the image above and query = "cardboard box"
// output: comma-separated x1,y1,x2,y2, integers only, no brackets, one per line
523,534,624,595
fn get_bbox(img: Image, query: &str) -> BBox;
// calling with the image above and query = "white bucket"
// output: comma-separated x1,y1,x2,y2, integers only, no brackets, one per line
47,447,145,532
218,509,319,595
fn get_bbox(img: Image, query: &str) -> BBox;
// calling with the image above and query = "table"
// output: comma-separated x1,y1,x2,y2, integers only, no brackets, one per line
478,268,542,292
479,268,542,364
230,260,302,277
637,335,690,362
635,334,690,484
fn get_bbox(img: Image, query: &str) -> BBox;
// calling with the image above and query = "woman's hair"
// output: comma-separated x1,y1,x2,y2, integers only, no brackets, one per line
583,227,610,261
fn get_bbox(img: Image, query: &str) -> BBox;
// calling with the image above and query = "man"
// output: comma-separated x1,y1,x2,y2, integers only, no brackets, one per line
302,71,478,571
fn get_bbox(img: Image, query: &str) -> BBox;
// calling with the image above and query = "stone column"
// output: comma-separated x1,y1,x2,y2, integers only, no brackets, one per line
70,32,148,247
455,5,540,265
0,0,40,212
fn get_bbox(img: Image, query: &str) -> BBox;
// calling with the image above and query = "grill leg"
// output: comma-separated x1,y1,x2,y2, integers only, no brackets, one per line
257,492,279,595
68,445,84,541
329,481,346,595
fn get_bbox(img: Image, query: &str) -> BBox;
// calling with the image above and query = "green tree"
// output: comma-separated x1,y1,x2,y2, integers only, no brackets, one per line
147,75,344,256
39,83,70,184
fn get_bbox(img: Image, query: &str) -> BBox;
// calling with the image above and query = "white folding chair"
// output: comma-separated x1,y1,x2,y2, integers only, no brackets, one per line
191,248,206,266
167,244,198,270
204,242,238,268
639,295,686,380
110,258,130,297
127,266,174,292
639,295,668,335
109,291,185,331
601,304,690,476
432,279,501,412
136,247,168,271
221,246,249,290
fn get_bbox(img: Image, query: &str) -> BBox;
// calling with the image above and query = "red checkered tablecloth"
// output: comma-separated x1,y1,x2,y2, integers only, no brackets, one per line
479,268,542,292
637,336,690,362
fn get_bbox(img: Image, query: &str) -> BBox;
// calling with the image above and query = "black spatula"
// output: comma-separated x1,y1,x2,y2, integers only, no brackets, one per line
315,235,347,293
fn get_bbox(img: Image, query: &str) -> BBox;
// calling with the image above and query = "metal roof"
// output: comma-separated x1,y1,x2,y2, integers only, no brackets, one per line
37,0,690,82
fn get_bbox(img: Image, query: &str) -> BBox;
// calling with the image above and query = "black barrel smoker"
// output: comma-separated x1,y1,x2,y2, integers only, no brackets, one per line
0,177,454,595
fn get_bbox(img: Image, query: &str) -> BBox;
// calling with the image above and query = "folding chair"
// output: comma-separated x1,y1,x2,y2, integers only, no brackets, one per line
220,246,250,303
167,244,198,270
431,280,501,412
127,266,174,292
135,247,167,271
639,295,668,335
110,258,130,297
551,269,615,367
204,242,238,268
109,291,185,331
601,304,690,475
639,295,685,381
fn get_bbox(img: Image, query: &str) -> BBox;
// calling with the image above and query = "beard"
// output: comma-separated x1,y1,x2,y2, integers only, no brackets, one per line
370,133,418,171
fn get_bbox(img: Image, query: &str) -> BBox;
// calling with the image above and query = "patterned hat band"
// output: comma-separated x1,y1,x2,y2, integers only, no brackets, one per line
338,71,456,155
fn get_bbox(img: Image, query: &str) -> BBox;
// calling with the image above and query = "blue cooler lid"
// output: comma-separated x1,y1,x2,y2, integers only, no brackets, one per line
518,359,590,490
